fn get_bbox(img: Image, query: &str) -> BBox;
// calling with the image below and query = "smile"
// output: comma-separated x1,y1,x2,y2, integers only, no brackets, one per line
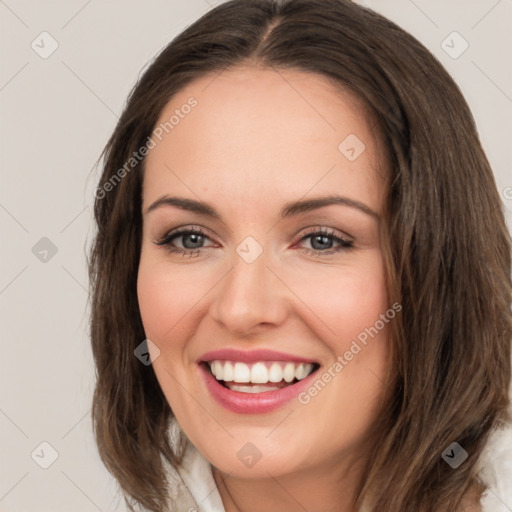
208,361,316,392
198,349,320,413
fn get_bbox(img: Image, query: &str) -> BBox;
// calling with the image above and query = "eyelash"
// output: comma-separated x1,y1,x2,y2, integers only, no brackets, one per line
154,226,354,257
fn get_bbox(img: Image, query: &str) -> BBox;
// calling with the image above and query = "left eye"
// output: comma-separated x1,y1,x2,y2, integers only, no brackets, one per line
154,227,354,256
297,228,354,255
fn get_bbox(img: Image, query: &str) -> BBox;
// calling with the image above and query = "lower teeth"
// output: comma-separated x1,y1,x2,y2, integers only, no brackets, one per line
222,381,297,393
228,384,280,393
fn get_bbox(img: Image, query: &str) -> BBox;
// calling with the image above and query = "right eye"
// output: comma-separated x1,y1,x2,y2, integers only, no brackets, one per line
155,227,216,256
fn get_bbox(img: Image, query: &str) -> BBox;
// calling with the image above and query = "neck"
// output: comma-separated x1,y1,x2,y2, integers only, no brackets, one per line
212,452,365,512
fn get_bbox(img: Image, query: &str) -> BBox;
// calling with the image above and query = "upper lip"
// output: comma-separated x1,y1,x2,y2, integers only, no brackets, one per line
198,348,318,364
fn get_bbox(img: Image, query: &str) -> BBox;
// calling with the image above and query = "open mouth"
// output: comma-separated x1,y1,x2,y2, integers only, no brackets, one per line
204,360,320,393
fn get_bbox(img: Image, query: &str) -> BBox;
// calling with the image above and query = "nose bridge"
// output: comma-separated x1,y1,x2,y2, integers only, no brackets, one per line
212,240,287,334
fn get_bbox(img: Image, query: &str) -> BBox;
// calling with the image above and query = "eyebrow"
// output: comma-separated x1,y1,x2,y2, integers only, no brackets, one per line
144,194,379,220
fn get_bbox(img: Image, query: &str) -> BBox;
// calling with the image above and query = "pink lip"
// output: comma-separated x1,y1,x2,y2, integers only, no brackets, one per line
198,348,317,364
198,360,319,414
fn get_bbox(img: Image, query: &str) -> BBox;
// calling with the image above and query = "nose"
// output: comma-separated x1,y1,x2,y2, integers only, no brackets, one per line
210,246,289,336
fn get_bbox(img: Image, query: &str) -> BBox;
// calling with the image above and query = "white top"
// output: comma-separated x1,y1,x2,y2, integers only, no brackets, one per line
166,423,512,512
176,442,226,512
478,424,512,511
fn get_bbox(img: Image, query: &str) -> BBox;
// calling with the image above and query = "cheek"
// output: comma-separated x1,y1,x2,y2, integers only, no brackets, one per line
137,247,389,353
336,264,388,341
288,249,389,344
136,251,207,343
136,254,203,409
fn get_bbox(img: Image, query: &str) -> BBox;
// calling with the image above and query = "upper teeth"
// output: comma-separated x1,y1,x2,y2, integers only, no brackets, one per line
208,361,314,384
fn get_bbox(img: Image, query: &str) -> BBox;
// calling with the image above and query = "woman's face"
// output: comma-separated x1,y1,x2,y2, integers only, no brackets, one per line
137,66,393,479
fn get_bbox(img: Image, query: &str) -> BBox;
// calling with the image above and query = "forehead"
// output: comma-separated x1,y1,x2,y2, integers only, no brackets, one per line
142,66,387,217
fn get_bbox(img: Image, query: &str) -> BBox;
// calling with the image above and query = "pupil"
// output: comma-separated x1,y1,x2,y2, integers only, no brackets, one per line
184,233,203,249
311,235,332,250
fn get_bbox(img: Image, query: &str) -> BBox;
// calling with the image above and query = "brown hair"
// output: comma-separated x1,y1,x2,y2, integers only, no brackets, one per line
88,1,512,511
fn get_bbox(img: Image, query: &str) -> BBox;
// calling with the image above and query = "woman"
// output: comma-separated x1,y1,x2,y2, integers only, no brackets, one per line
88,1,512,511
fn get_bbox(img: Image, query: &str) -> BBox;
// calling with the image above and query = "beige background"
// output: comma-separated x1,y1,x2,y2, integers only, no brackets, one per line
1,0,511,511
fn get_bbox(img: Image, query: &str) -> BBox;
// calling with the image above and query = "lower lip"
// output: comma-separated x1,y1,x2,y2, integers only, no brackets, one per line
199,363,318,414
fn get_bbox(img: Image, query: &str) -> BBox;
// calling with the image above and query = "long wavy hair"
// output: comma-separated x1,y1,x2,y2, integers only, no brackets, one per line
88,1,512,511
